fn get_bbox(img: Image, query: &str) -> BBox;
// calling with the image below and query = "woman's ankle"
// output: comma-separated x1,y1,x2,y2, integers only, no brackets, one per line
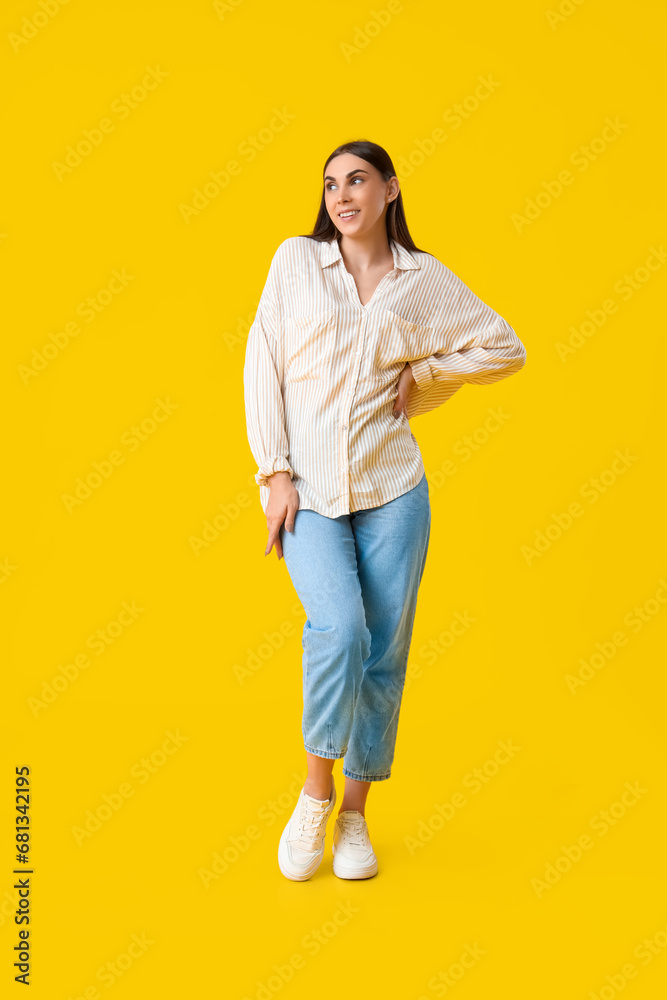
338,803,365,817
304,776,333,800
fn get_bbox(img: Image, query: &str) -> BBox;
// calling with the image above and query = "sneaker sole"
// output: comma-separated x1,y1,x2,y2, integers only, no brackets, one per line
332,848,378,880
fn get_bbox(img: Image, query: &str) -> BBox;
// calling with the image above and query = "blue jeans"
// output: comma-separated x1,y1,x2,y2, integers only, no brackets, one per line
279,472,431,782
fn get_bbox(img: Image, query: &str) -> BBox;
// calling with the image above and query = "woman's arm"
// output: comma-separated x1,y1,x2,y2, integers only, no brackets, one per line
243,246,299,559
408,313,527,389
405,259,527,419
243,251,293,488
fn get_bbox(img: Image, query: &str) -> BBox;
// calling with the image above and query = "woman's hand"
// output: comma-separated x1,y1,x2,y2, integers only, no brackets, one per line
264,471,299,559
393,363,416,420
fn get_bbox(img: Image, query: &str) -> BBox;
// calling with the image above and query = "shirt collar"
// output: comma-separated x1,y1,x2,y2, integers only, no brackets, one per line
319,237,421,271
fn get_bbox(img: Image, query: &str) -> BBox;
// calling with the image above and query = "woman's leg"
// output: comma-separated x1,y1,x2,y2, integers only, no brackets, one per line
304,752,335,800
279,509,371,790
339,776,371,816
344,472,431,783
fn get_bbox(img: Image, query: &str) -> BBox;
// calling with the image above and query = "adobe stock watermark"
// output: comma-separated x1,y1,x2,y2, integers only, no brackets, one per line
240,901,360,1000
403,610,477,692
232,600,305,684
416,942,486,999
425,406,512,491
189,489,253,554
221,300,259,353
198,770,306,886
63,932,154,998
27,600,145,717
587,914,667,1000
404,739,521,855
521,448,639,566
546,0,589,31
1,881,25,928
71,730,189,846
555,246,667,361
0,558,18,584
396,75,502,180
61,397,179,513
18,269,135,383
51,66,169,180
340,0,414,62
178,107,295,223
566,578,667,694
190,469,290,554
212,0,245,19
530,781,648,898
511,117,629,233
8,0,72,53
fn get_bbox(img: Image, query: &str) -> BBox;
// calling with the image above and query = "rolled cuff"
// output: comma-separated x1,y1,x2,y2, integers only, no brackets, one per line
255,457,294,488
408,356,435,388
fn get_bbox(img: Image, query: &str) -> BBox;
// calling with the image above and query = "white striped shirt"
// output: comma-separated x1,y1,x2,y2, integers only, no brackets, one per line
243,236,527,518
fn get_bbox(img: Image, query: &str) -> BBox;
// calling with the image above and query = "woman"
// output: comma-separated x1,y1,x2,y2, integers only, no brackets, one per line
243,139,527,882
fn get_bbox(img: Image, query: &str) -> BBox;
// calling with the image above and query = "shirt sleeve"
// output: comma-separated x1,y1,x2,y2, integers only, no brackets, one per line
406,259,527,419
243,247,294,488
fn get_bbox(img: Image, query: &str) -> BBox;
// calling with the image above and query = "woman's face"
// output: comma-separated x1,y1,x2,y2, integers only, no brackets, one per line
324,153,399,238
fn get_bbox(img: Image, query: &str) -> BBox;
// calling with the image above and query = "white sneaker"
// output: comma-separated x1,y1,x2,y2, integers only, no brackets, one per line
278,777,337,881
332,810,378,879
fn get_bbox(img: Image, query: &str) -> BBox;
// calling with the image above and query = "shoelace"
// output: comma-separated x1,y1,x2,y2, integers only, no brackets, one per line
338,814,367,846
293,800,329,846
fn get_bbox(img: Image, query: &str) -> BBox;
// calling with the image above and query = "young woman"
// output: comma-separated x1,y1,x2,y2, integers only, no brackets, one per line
243,139,527,882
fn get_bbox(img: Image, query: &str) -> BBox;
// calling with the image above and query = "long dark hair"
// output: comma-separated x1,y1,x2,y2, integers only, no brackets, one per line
299,139,431,255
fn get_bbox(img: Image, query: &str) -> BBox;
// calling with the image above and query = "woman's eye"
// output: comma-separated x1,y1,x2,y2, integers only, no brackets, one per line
326,177,363,191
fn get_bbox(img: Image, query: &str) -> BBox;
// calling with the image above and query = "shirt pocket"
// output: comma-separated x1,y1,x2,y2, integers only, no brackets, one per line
371,309,435,384
283,310,336,383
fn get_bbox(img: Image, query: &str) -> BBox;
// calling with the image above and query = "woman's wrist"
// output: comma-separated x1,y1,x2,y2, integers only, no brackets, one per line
267,470,292,486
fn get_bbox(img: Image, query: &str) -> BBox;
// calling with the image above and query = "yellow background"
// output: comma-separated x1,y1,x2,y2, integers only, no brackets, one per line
2,0,666,996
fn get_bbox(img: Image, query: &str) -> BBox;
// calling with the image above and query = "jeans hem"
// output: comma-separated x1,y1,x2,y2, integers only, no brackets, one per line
304,744,346,760
342,766,391,782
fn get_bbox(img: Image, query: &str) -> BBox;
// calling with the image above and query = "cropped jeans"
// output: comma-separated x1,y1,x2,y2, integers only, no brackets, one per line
279,471,431,782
